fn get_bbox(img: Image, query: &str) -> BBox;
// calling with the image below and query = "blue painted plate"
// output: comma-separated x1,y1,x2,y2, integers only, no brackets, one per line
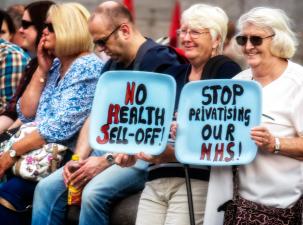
89,71,176,155
175,79,262,166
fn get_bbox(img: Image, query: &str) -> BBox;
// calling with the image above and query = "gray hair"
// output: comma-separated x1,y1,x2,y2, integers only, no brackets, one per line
181,4,228,53
237,7,298,59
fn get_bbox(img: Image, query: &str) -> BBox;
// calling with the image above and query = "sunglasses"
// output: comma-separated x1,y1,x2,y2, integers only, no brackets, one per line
44,23,54,33
236,34,275,46
94,25,122,47
21,20,35,29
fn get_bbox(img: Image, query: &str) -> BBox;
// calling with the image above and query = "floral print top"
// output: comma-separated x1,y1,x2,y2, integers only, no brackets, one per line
17,53,103,148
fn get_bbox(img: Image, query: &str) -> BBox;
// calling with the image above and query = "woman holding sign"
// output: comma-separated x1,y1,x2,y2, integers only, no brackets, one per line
116,4,241,225
205,7,303,225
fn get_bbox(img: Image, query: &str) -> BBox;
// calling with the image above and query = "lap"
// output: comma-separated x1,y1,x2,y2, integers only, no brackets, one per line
83,164,147,199
136,177,207,225
0,176,37,210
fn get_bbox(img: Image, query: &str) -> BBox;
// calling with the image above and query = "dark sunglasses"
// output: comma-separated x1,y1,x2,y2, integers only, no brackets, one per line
44,23,54,33
21,20,35,29
236,34,275,46
94,25,122,47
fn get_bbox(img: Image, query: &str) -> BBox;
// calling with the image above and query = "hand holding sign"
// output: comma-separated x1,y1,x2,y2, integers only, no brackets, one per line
89,71,176,155
175,80,262,166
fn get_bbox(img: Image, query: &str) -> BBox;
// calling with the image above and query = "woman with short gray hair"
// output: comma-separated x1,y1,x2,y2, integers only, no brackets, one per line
205,7,303,225
115,3,241,225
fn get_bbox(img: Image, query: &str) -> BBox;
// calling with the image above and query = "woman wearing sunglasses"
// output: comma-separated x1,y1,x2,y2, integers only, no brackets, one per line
0,3,103,225
205,7,303,225
0,1,54,137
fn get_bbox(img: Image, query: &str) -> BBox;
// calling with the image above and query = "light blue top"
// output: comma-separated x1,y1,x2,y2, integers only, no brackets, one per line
18,53,103,148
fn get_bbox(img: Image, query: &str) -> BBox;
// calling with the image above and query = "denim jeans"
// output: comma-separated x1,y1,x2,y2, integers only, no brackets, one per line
0,176,36,225
31,150,147,225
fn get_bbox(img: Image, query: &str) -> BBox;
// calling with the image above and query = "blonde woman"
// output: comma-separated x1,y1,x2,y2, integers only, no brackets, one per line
0,3,103,225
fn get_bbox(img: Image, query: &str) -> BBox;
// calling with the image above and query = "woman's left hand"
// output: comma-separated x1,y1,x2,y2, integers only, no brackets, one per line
250,126,275,153
0,152,16,178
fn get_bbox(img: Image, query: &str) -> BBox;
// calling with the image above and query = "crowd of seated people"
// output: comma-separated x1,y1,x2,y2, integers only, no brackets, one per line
0,1,302,225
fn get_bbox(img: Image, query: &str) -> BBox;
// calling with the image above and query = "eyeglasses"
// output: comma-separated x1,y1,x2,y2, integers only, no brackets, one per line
94,25,122,47
21,20,35,29
177,28,209,39
44,23,54,33
235,34,275,46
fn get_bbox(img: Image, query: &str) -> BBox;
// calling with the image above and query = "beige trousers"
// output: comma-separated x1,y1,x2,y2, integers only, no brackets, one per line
136,177,208,225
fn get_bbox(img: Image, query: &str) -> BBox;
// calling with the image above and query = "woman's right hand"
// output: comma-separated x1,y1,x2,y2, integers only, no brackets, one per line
37,35,55,74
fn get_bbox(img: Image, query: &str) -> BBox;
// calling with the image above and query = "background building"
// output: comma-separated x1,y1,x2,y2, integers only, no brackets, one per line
2,0,302,63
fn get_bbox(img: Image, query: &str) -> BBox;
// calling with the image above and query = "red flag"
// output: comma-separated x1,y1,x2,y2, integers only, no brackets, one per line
123,0,135,20
169,0,181,47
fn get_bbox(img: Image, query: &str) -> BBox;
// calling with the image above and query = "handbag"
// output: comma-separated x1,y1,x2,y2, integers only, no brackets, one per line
0,127,20,143
0,122,67,181
219,166,303,225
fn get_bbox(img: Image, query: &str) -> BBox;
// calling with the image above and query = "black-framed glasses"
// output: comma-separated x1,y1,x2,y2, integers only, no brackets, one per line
44,23,54,33
94,25,122,47
236,34,275,46
21,20,35,29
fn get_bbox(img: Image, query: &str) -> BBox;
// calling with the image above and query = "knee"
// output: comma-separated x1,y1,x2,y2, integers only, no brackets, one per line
34,172,64,204
81,184,110,210
34,177,50,204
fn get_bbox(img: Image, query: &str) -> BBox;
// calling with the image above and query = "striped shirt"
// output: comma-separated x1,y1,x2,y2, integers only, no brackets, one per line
0,38,30,113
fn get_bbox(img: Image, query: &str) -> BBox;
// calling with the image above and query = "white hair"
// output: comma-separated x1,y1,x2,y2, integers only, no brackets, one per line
237,7,298,59
181,4,228,53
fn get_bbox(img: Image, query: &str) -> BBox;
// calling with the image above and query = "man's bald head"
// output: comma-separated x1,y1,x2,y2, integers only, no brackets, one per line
90,1,134,29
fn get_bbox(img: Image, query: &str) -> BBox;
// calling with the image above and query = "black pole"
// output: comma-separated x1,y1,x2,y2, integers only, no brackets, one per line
184,164,195,225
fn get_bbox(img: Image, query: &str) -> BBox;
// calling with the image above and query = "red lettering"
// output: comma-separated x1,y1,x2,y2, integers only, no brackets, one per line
125,82,136,105
107,104,120,124
214,143,224,161
224,142,235,162
200,143,212,161
96,124,109,144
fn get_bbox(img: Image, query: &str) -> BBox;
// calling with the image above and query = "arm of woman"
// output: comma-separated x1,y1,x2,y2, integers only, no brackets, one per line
19,37,55,118
0,130,46,178
19,67,48,118
0,116,14,134
8,118,22,130
251,126,303,161
279,137,303,160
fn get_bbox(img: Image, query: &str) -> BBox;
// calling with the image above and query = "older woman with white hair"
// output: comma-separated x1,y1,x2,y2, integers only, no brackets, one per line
204,7,303,225
115,3,241,225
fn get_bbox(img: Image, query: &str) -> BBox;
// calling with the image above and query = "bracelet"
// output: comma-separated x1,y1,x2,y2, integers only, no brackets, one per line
39,77,45,83
273,137,281,154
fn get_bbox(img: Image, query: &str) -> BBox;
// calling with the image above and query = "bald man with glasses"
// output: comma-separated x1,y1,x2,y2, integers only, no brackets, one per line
32,2,187,225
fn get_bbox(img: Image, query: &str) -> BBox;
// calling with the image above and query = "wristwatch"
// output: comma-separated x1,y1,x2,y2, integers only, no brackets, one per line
273,137,281,154
8,149,17,158
104,153,115,165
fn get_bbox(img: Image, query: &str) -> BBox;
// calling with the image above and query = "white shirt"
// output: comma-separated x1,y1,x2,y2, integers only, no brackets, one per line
235,60,303,208
204,60,303,225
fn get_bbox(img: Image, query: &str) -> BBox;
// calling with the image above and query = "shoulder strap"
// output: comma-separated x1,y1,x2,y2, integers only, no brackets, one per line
133,38,158,70
202,55,232,80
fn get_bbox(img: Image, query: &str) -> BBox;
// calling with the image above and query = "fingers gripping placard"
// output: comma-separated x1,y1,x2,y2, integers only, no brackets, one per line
89,71,176,155
175,80,262,166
